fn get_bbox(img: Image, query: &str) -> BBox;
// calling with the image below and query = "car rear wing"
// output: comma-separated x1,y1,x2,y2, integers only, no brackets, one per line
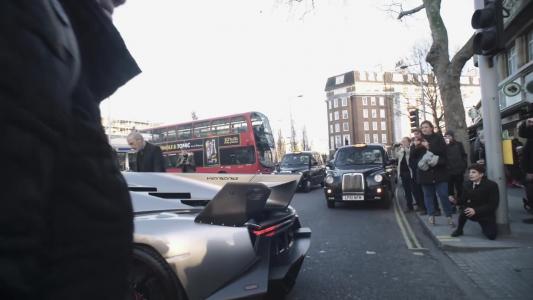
123,172,301,216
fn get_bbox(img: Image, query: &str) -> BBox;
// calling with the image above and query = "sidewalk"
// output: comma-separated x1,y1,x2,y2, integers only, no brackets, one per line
412,187,533,250
401,186,533,299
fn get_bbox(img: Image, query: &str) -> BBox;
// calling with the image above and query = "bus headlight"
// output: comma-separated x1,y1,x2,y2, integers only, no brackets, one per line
325,175,334,185
374,174,383,183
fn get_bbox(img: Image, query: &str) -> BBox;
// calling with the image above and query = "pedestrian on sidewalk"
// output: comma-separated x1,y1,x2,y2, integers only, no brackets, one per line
127,132,166,172
518,118,533,223
409,131,427,214
397,137,415,212
418,121,454,226
444,130,467,209
451,163,499,240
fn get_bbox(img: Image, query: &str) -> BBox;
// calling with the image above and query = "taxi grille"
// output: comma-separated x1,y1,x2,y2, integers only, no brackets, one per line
342,173,364,193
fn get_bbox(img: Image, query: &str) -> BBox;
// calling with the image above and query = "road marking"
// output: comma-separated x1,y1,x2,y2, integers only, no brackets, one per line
394,187,427,251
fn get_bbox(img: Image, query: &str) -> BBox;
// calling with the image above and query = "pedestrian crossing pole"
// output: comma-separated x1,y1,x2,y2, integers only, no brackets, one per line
473,0,510,234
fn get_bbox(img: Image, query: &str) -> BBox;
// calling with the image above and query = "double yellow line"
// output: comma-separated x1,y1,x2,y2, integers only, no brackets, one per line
393,187,426,250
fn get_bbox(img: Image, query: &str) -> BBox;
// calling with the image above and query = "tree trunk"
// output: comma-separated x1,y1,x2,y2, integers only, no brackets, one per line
423,0,472,156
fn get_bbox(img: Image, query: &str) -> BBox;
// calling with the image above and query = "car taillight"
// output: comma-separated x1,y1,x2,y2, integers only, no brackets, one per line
252,224,280,237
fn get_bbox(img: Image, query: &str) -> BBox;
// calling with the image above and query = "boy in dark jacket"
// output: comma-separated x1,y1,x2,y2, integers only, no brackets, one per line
451,164,499,240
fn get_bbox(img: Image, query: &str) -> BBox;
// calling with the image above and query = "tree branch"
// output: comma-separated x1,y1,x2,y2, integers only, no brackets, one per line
450,34,475,78
397,3,425,19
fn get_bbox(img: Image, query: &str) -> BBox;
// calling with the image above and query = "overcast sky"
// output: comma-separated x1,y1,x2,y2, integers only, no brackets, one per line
104,0,475,152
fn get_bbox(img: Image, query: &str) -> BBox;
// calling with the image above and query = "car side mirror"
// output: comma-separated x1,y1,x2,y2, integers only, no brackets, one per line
326,160,335,170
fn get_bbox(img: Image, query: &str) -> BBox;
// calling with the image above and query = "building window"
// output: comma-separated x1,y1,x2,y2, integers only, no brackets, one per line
342,110,349,119
330,136,335,149
373,134,379,143
364,122,369,131
329,112,332,122
328,100,332,110
335,135,342,148
379,97,385,106
527,29,533,61
381,121,386,130
371,109,377,118
334,111,339,120
381,134,387,144
362,97,368,106
335,123,340,133
335,75,344,85
380,109,386,119
341,97,348,106
364,134,370,143
372,121,378,130
370,97,376,106
363,109,368,118
343,122,349,131
507,45,517,76
343,134,351,146
329,124,333,134
334,98,339,108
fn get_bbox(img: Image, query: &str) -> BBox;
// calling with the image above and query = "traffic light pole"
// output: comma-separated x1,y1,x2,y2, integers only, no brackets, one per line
474,0,509,234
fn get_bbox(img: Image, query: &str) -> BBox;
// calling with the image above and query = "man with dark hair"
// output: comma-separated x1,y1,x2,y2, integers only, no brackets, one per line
1,1,139,299
127,132,166,172
444,130,467,203
451,163,499,240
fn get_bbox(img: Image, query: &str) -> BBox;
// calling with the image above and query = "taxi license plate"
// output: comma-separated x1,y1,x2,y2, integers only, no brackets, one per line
342,195,364,201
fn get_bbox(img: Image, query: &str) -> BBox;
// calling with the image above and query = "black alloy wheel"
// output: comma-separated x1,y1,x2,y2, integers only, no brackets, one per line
129,246,186,300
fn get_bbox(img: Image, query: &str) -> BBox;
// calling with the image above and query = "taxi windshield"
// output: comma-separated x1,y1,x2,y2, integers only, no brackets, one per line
335,147,383,166
281,154,310,167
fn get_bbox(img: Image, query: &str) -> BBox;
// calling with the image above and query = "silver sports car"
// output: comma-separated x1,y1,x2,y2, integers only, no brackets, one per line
124,173,311,300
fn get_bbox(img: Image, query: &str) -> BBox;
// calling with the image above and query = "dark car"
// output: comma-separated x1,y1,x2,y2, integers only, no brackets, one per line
323,144,396,208
275,151,326,192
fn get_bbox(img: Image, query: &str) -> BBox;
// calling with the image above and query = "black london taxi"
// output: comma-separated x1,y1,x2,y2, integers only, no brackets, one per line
275,151,326,192
323,144,396,208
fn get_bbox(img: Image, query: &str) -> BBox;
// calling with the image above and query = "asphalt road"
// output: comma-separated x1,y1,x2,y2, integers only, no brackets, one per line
285,186,485,300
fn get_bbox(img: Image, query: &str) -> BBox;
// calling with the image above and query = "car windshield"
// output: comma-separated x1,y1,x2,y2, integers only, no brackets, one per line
335,147,383,166
281,154,310,167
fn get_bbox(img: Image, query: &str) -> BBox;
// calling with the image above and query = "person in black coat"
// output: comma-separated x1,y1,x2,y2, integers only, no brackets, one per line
418,121,454,225
127,132,166,172
409,134,427,214
451,164,499,240
0,1,139,299
444,130,467,202
519,118,533,223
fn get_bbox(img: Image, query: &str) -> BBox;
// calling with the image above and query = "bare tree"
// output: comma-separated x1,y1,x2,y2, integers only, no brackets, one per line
390,0,474,150
301,126,310,151
191,111,199,121
401,42,445,131
290,119,299,152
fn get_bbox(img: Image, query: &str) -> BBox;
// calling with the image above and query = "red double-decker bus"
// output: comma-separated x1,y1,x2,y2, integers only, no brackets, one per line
139,112,276,173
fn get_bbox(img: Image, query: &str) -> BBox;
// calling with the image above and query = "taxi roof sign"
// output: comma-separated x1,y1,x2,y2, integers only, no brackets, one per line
353,144,367,148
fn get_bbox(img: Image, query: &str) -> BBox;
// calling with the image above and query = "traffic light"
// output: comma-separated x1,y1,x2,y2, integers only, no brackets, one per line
409,109,419,132
471,0,504,56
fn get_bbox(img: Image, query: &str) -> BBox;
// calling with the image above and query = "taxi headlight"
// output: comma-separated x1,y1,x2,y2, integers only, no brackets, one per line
374,174,383,183
325,175,335,184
